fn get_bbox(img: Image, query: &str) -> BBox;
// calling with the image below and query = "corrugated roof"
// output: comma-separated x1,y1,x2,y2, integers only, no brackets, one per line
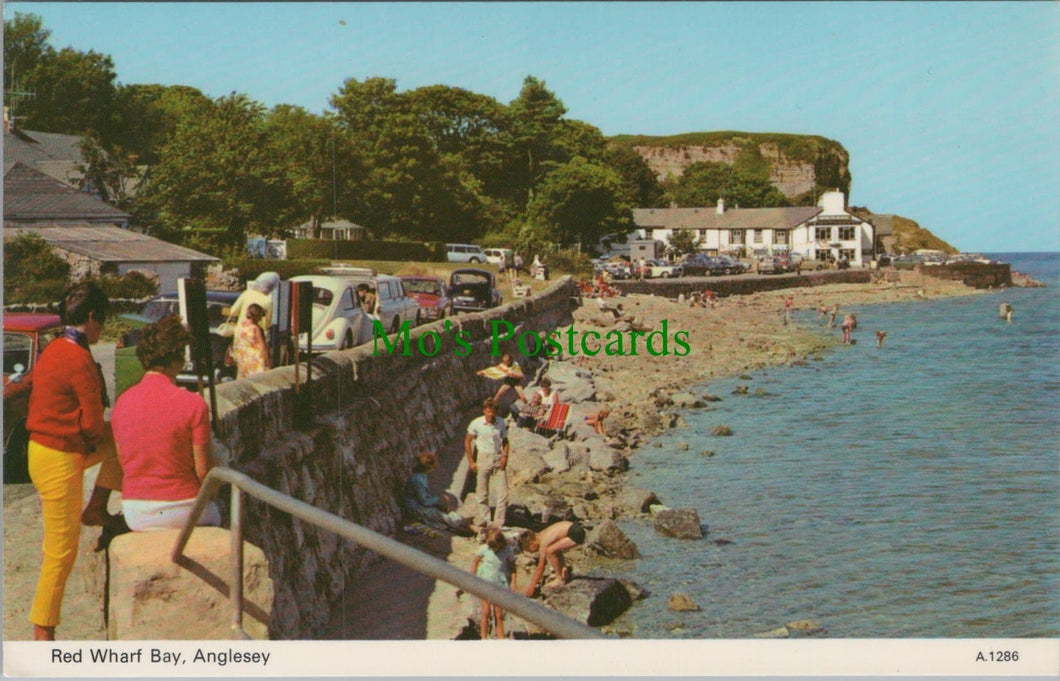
4,224,218,263
3,162,129,223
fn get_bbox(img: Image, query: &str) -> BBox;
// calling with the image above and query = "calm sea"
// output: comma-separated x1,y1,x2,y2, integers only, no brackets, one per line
607,252,1060,638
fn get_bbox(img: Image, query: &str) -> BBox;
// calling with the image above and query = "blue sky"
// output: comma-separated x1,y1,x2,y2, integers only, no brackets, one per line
10,2,1060,252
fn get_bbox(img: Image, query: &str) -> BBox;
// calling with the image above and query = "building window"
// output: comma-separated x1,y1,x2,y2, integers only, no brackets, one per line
815,226,832,241
643,228,654,239
731,229,744,244
698,229,707,241
839,226,856,240
752,229,762,244
775,231,787,245
839,249,856,261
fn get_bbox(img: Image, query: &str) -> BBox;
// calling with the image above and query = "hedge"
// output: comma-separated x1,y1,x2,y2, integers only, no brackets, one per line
233,259,331,283
286,239,446,262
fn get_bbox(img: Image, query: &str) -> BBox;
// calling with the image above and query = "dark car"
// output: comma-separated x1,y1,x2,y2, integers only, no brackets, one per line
716,255,748,275
3,313,63,483
449,268,502,313
682,254,728,277
401,275,453,324
116,290,241,392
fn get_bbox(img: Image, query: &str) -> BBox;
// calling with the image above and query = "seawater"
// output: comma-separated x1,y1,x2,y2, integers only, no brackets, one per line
607,252,1060,638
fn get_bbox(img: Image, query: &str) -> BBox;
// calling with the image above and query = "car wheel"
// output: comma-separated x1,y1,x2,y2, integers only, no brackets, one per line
390,317,400,334
469,257,480,263
341,330,353,350
661,272,670,278
415,310,423,326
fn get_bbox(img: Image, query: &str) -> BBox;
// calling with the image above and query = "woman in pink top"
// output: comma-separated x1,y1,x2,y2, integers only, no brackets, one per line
111,315,221,531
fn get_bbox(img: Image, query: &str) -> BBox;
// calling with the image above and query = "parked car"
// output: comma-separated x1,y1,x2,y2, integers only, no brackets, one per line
289,275,373,352
483,248,514,265
371,274,420,333
646,259,684,278
116,290,241,392
757,254,795,274
446,243,487,264
715,255,748,275
401,275,453,324
682,254,727,277
449,268,502,313
3,313,63,483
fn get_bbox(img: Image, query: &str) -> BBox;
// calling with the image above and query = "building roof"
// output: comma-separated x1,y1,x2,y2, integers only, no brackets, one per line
4,224,218,264
634,205,823,231
3,162,129,224
3,129,85,186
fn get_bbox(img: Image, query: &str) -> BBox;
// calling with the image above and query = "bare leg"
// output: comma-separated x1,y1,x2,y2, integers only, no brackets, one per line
480,600,491,639
34,624,55,641
492,605,505,639
80,485,113,526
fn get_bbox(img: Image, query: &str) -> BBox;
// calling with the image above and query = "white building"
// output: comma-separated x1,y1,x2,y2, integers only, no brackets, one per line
631,191,874,266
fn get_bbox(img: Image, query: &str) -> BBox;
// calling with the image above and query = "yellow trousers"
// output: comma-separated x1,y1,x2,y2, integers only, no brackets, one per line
28,427,122,628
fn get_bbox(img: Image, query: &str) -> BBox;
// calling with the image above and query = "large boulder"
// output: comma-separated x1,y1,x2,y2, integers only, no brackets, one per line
586,519,639,559
541,577,633,627
652,508,704,539
508,484,571,527
615,487,661,515
586,442,629,473
541,442,571,474
507,448,549,486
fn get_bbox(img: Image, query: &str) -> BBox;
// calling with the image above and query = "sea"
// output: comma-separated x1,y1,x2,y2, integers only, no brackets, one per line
605,252,1060,638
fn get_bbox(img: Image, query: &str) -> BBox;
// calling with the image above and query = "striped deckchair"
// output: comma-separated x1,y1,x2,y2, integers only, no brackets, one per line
536,402,569,438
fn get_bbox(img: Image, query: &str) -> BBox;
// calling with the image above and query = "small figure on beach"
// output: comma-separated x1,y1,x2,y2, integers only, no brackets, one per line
828,304,839,328
841,313,858,344
876,330,888,348
784,296,793,324
465,399,509,533
470,527,517,639
514,252,524,272
111,315,222,533
403,451,472,534
817,303,828,319
999,302,1014,323
522,520,587,596
584,408,611,435
497,251,507,276
478,353,527,403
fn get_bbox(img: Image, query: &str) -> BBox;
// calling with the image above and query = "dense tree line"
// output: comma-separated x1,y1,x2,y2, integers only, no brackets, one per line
4,12,792,256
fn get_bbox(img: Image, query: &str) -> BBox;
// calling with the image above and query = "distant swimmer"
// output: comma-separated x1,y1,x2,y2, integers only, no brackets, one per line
841,313,857,344
999,302,1014,323
876,330,888,347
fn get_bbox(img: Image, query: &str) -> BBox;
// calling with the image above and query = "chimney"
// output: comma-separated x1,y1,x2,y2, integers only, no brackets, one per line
716,198,725,214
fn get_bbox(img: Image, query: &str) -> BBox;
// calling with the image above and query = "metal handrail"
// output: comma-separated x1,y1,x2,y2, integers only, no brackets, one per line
172,466,605,640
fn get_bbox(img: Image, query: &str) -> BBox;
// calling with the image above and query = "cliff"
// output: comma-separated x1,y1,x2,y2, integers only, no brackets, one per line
610,131,851,204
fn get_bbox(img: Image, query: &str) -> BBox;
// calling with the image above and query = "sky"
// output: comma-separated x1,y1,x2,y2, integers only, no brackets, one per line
9,1,1060,253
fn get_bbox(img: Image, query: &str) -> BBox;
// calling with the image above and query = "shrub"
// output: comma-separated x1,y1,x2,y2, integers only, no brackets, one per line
287,239,446,262
4,278,68,306
3,233,70,301
92,271,158,300
232,258,330,284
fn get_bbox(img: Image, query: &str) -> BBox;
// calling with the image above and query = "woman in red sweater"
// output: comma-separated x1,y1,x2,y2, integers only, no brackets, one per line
26,282,123,641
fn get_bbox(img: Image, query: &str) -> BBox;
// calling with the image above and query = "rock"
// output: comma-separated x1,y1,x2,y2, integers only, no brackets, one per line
618,579,648,601
675,442,689,451
700,393,722,402
653,508,704,539
700,450,716,458
541,577,632,627
711,425,733,436
667,592,701,612
669,392,705,409
508,484,571,526
647,504,670,516
586,519,640,559
615,487,660,514
752,627,791,638
785,619,825,636
507,449,549,485
587,443,629,473
732,385,749,395
541,442,571,474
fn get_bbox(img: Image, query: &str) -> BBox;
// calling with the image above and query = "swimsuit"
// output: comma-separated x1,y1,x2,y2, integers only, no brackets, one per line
568,522,586,545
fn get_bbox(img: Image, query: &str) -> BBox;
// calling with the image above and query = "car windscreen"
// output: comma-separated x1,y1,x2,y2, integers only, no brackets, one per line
3,333,33,375
451,274,489,286
140,299,180,322
404,279,441,295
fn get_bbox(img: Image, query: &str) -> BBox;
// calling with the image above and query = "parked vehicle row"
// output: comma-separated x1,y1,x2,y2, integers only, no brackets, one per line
682,254,749,276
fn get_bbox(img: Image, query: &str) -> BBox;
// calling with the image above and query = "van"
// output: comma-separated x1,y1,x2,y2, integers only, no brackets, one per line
446,243,486,264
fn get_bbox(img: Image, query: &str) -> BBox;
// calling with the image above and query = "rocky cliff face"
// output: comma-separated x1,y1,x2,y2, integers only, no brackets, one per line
612,132,851,203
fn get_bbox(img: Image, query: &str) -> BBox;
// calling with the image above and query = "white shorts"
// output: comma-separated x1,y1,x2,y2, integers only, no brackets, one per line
122,498,222,532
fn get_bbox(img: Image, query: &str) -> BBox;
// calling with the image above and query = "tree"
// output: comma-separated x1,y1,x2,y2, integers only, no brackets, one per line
667,229,700,256
3,12,54,121
78,133,138,208
664,161,787,209
264,105,361,237
525,157,632,247
3,233,70,303
135,93,286,249
506,76,568,203
603,144,665,207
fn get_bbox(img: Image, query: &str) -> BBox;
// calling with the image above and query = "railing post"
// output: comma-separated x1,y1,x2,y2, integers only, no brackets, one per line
230,484,245,637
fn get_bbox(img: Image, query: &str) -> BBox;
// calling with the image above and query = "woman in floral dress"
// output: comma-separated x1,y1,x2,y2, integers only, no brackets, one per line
232,303,269,378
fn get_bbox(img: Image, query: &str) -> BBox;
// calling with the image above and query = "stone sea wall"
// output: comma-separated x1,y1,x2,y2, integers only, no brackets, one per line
208,278,578,639
613,269,873,299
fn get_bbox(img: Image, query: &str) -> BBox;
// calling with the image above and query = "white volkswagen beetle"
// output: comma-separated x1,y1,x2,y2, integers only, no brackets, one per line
289,275,372,352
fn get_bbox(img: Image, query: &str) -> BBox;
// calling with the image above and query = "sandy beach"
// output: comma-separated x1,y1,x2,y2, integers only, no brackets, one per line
2,274,986,641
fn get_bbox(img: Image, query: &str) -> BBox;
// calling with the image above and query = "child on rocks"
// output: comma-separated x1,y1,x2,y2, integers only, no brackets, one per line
470,527,517,639
522,520,587,597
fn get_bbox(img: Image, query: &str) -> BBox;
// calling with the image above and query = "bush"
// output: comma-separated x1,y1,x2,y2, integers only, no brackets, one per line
4,233,70,301
544,247,594,276
4,278,68,307
287,239,446,262
92,271,158,300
